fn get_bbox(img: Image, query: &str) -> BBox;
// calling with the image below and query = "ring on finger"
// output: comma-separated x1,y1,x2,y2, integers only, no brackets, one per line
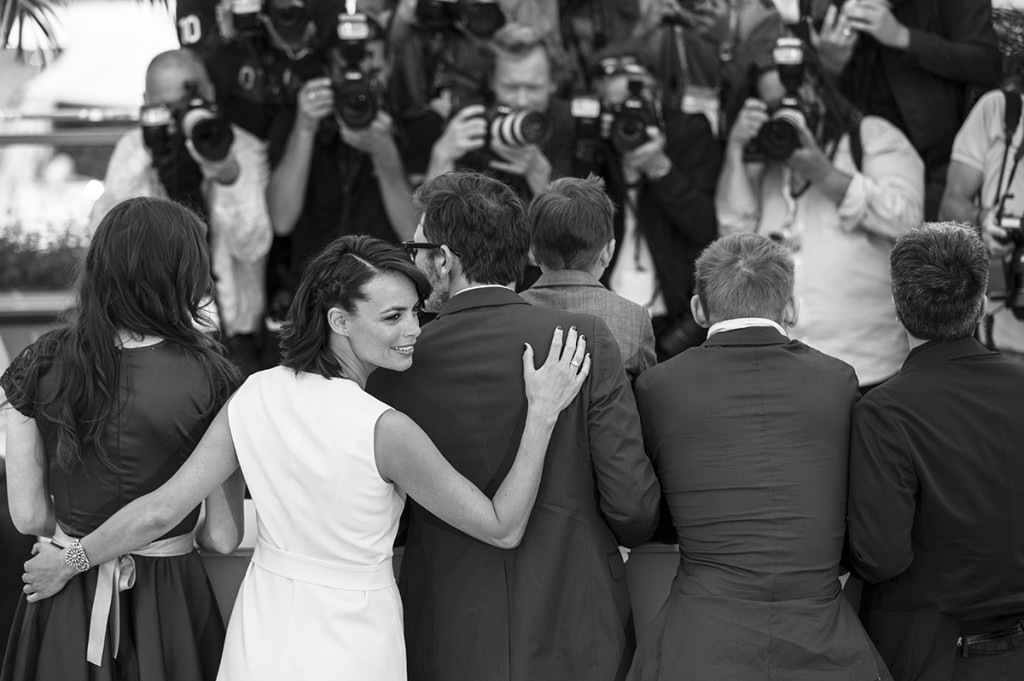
570,360,582,367
842,27,853,37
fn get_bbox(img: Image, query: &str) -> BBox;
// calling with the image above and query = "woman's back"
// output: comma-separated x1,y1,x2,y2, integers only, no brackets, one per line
1,337,229,681
217,367,406,681
15,340,217,538
227,366,403,564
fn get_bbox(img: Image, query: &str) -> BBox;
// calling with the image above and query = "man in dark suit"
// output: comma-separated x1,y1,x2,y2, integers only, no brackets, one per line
521,176,656,382
369,171,661,681
628,233,888,680
848,222,1024,681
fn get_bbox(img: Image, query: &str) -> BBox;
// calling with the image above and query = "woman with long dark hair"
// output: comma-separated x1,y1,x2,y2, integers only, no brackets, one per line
1,197,245,681
18,234,590,680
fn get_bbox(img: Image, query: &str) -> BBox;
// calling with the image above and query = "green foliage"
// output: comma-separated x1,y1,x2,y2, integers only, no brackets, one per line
0,222,86,290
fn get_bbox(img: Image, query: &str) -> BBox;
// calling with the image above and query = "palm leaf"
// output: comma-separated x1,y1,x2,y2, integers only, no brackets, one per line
1,0,64,63
1,0,169,64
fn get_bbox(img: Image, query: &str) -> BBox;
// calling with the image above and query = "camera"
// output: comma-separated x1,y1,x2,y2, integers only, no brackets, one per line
484,105,550,147
326,12,381,129
415,0,506,38
572,57,659,155
744,37,818,162
141,84,235,162
993,214,1024,320
570,90,659,157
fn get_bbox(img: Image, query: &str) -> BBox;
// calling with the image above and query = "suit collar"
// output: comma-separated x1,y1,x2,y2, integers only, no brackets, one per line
529,270,605,290
903,336,995,368
435,286,528,318
702,326,790,347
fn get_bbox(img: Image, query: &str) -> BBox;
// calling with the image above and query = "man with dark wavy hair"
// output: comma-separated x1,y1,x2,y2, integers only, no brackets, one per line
849,222,1024,681
369,170,660,681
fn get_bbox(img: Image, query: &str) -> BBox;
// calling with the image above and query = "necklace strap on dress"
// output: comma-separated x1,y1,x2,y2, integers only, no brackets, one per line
52,525,196,666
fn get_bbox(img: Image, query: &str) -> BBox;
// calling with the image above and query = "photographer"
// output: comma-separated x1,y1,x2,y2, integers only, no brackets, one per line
263,7,439,343
940,83,1024,361
424,39,576,200
634,0,784,137
807,0,1001,220
716,38,923,390
583,49,721,360
90,49,272,376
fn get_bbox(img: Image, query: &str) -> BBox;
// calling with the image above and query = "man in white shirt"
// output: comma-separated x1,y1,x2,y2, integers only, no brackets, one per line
90,49,272,375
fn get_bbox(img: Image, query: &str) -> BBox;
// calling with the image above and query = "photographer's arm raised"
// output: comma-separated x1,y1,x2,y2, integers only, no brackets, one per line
341,111,419,241
716,99,767,235
266,78,335,236
424,105,487,183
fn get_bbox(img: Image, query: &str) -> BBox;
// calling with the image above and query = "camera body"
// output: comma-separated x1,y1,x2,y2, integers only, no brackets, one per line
415,0,506,38
993,215,1024,320
570,82,660,156
744,37,818,163
141,84,235,162
327,12,381,129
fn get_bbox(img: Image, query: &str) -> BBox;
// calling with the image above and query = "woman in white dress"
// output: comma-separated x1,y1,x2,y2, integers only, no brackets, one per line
20,235,591,680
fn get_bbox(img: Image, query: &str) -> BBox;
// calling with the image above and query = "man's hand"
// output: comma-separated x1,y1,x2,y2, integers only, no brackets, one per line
432,105,487,167
845,0,910,50
621,127,672,180
296,77,336,133
980,208,1015,256
810,3,859,76
728,98,769,153
185,140,240,186
489,139,552,192
23,542,77,603
783,117,833,184
340,110,399,159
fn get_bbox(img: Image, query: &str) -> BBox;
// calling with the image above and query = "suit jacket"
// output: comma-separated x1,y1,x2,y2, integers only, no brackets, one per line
368,287,661,681
848,337,1024,681
628,326,889,681
520,270,657,382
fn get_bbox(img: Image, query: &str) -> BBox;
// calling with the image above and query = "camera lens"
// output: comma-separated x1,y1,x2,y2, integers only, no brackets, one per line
610,110,649,152
181,107,234,161
336,76,377,129
490,109,550,147
756,108,804,161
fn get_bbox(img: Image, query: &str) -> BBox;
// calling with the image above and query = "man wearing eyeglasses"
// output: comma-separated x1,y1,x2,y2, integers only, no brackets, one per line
371,171,661,681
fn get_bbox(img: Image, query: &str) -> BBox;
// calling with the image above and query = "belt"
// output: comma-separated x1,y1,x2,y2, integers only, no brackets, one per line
252,538,394,591
53,525,196,666
956,620,1024,659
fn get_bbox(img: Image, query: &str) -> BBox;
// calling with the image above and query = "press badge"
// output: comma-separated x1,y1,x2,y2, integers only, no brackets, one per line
682,86,720,137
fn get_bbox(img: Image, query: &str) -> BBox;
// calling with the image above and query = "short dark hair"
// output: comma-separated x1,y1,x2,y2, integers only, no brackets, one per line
695,233,795,324
280,235,431,379
890,222,988,341
413,171,529,285
528,176,614,271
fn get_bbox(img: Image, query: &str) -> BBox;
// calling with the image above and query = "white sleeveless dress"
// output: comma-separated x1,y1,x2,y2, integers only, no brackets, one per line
218,367,406,680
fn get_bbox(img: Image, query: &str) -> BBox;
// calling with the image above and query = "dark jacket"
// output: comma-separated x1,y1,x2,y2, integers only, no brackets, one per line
369,287,661,681
848,337,1024,681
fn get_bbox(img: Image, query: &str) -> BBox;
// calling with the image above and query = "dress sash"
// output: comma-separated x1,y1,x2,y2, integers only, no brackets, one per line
252,538,394,591
52,525,196,666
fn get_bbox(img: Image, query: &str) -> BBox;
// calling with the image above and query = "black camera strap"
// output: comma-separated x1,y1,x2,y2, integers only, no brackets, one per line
994,89,1024,223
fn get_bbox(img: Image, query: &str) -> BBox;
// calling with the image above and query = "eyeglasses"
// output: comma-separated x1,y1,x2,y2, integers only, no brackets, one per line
401,241,461,261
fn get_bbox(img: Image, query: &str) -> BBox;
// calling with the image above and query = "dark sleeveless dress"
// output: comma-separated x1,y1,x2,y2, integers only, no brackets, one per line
0,338,227,681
